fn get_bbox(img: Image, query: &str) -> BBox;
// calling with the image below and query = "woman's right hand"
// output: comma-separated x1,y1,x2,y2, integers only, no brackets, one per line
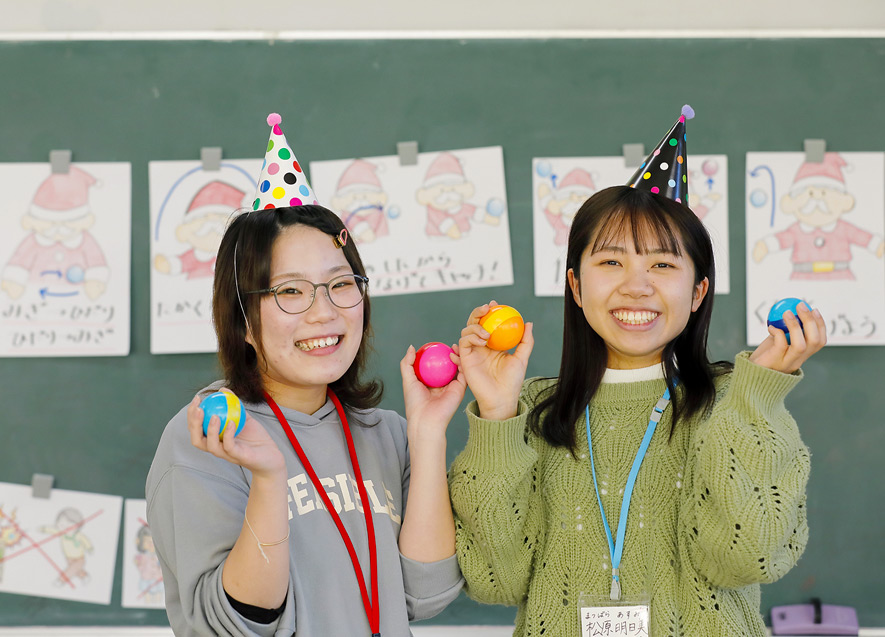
458,301,534,421
187,391,286,481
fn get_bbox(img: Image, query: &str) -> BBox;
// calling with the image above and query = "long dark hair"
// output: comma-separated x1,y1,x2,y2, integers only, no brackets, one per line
528,185,731,453
213,205,382,412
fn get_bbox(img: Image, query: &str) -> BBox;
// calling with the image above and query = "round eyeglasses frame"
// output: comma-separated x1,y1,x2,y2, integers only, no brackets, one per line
245,273,369,315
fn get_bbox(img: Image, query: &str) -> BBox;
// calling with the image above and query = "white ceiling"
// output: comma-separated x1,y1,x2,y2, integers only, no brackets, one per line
1,0,884,37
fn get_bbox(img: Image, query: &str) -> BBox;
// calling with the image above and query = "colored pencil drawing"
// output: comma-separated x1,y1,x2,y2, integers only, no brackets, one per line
746,151,885,345
537,166,597,247
752,153,885,281
122,499,165,608
1,167,109,301
311,146,513,296
40,507,94,588
0,481,121,605
154,180,250,279
0,162,131,357
329,159,400,244
416,152,504,240
148,159,260,353
0,506,24,583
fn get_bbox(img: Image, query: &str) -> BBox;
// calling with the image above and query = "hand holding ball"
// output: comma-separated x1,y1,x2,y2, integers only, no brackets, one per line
767,298,810,345
414,342,458,388
479,305,525,351
200,391,246,440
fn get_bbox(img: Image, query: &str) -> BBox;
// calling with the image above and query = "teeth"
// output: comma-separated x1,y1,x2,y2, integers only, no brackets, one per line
612,310,659,325
296,336,340,351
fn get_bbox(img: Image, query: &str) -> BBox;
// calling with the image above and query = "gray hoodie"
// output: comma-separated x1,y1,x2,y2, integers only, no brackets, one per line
146,387,463,636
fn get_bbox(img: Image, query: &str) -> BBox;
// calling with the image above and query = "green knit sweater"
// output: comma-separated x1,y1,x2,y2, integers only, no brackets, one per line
449,352,810,637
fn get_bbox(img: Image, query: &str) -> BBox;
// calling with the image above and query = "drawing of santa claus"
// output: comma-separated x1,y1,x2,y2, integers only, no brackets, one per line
330,159,390,244
753,153,884,280
416,153,499,239
1,166,109,300
154,180,246,279
537,168,595,246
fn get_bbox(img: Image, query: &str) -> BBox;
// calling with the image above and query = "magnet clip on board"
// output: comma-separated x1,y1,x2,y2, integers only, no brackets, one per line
397,141,419,166
31,473,54,499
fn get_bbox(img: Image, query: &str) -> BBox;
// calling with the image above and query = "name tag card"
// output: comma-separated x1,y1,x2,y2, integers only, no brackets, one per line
579,600,650,637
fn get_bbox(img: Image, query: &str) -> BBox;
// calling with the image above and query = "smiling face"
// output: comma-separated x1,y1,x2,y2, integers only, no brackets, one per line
246,225,365,409
567,234,708,370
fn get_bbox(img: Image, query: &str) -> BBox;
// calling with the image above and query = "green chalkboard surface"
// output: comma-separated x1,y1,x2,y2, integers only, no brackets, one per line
0,37,883,628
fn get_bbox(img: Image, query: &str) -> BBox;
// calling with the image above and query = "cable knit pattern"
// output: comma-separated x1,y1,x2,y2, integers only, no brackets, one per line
449,352,810,637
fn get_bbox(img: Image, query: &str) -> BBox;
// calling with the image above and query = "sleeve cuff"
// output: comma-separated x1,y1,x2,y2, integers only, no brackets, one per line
460,399,534,468
215,570,283,637
720,351,803,416
400,552,464,600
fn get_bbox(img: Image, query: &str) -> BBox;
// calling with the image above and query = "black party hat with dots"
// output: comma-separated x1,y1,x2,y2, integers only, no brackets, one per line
627,105,694,204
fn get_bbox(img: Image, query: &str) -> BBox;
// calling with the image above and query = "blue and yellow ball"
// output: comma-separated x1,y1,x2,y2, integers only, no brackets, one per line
200,391,246,440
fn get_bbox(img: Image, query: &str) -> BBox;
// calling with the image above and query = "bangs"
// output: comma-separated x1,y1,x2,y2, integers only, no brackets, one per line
589,201,684,257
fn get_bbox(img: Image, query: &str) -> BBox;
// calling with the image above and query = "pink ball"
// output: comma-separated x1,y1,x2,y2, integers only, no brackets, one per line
414,342,457,388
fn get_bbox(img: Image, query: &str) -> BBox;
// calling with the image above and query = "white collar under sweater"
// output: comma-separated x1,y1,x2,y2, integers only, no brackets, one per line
601,363,665,383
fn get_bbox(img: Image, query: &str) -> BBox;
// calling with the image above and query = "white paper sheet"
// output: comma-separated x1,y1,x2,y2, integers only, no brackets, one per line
0,163,131,356
0,481,122,605
746,152,885,345
148,159,260,354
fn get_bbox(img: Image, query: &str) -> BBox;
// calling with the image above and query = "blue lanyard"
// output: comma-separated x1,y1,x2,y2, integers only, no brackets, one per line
585,383,674,601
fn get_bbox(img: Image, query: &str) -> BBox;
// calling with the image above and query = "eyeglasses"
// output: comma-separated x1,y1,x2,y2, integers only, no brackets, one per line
245,273,369,315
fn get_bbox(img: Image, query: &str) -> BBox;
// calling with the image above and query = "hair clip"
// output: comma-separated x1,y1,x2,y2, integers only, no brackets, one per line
333,228,348,249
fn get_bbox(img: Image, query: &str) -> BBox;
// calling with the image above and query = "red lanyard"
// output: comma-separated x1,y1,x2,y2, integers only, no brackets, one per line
264,389,380,637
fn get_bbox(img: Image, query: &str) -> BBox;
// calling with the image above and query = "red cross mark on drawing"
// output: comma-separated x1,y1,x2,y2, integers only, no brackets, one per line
0,507,103,589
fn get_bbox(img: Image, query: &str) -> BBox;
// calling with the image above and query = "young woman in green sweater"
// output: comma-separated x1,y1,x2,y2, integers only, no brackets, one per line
449,183,826,636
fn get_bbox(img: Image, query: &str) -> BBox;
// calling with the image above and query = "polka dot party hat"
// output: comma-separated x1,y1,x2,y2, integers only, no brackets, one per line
626,105,694,204
252,113,319,211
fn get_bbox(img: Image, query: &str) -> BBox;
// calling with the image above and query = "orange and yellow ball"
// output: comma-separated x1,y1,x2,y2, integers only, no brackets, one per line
479,305,525,351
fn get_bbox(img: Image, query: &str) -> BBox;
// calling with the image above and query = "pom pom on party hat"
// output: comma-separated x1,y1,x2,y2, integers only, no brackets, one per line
251,113,319,211
626,105,694,204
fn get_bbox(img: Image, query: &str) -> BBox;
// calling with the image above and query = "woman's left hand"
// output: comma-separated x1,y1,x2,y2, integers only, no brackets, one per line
749,303,827,374
400,344,467,445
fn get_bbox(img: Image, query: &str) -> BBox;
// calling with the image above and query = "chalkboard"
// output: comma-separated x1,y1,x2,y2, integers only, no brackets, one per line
0,37,883,628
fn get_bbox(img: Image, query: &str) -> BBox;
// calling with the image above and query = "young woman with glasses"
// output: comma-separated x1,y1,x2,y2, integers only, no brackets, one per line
146,205,465,636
